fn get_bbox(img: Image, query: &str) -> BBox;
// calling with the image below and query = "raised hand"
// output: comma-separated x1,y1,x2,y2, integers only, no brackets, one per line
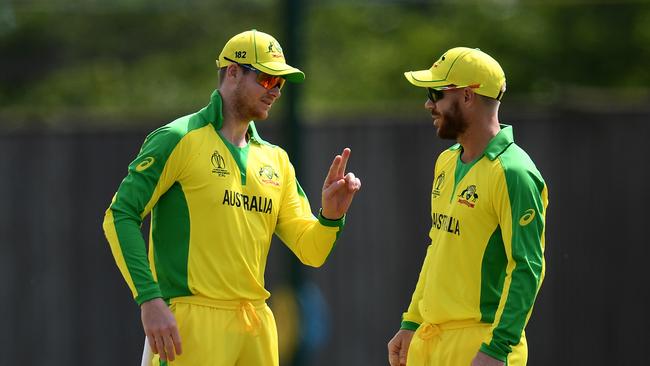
321,148,361,220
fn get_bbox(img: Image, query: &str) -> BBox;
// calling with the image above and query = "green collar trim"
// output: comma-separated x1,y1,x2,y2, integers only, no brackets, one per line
448,124,514,161
201,89,270,146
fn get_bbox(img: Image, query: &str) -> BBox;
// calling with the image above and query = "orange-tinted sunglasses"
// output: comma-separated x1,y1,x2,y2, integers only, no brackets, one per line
224,57,285,90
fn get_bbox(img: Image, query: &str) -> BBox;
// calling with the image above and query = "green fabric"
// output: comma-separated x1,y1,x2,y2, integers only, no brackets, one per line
317,208,345,228
296,180,307,198
152,182,192,300
217,131,250,186
450,153,481,203
448,125,514,203
400,320,420,331
479,226,507,323
110,95,216,305
483,142,546,359
111,123,188,304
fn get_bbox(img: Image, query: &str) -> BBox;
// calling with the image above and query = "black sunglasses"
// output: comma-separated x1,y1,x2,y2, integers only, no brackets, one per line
427,84,484,103
427,88,445,103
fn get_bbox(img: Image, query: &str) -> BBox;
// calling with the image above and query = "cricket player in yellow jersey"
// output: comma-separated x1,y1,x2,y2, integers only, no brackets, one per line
102,29,361,366
387,47,548,366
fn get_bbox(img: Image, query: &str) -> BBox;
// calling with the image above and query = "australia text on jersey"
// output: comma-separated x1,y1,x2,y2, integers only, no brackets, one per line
222,189,273,214
432,212,460,235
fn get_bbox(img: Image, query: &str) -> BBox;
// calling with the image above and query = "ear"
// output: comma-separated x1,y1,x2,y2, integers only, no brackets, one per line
463,87,477,105
226,64,240,79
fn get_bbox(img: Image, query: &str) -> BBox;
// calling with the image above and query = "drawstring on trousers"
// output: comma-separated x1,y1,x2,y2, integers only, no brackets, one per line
238,301,262,335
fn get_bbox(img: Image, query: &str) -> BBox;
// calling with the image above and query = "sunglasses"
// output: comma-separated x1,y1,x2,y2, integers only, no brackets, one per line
427,84,482,103
224,57,286,90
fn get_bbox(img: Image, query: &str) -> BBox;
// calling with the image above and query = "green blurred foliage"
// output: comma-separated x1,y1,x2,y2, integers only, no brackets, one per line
1,0,649,128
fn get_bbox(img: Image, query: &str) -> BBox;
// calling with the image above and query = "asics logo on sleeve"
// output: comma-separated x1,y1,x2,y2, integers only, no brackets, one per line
135,157,155,172
519,209,536,226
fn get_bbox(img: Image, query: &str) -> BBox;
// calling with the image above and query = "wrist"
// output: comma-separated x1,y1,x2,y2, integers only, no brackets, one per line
318,208,345,226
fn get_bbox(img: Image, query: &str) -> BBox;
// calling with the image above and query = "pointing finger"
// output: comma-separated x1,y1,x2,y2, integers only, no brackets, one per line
326,154,342,184
337,148,351,178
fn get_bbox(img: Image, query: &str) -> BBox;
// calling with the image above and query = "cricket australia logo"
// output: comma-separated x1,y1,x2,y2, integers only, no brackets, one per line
432,171,445,199
259,165,280,186
458,185,479,208
211,151,230,177
267,40,284,59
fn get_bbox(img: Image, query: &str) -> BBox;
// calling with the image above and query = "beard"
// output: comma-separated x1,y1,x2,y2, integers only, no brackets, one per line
436,99,468,140
232,82,269,121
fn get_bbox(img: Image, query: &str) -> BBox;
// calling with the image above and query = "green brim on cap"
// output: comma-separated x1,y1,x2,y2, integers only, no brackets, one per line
254,62,305,83
404,70,451,89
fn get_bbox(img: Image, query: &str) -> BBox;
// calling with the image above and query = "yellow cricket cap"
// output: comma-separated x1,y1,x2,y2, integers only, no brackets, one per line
404,47,506,100
216,29,305,83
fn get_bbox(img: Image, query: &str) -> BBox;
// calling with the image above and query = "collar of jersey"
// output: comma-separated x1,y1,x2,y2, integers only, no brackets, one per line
199,89,268,145
448,124,514,161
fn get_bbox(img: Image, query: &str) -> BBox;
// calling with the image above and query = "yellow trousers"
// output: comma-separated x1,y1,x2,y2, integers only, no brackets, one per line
151,296,279,366
406,320,527,366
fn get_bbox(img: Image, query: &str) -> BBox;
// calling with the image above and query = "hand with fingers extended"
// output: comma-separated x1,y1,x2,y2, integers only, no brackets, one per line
321,148,362,220
388,329,414,366
141,298,183,362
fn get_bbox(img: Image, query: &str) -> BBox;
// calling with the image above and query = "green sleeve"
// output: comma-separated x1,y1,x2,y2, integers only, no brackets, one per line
481,151,548,360
102,125,185,305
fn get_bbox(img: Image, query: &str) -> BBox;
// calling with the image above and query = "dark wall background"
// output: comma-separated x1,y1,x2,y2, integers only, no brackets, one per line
1,107,649,365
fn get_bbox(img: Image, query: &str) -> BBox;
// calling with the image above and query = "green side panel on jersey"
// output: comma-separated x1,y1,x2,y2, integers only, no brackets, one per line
486,145,545,356
152,182,192,299
480,226,507,323
112,123,186,303
296,180,307,198
111,112,210,304
217,132,250,185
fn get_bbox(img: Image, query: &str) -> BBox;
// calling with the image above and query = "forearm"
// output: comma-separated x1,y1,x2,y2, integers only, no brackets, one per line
277,210,345,267
104,207,161,304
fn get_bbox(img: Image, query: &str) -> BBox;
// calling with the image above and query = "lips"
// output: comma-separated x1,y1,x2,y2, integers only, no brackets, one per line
260,98,273,108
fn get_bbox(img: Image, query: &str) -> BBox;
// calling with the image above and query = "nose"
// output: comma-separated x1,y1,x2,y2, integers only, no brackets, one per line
425,98,436,111
268,86,281,99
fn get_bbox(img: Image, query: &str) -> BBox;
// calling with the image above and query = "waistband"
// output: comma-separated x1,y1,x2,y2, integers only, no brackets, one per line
171,296,266,310
171,296,266,335
418,320,490,340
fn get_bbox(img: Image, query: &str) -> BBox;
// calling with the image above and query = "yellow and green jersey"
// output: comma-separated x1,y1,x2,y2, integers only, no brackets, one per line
103,90,344,305
401,125,548,362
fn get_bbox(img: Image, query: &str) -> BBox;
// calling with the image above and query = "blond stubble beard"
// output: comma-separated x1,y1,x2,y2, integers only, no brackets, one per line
232,81,268,122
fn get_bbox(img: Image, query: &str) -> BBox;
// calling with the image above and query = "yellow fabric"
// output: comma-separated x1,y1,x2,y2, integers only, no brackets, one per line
406,322,527,366
404,47,506,99
402,126,547,360
150,298,278,366
216,29,305,82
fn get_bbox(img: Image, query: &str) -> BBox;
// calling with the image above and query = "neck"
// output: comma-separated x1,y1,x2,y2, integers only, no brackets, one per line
220,90,250,147
457,116,500,163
